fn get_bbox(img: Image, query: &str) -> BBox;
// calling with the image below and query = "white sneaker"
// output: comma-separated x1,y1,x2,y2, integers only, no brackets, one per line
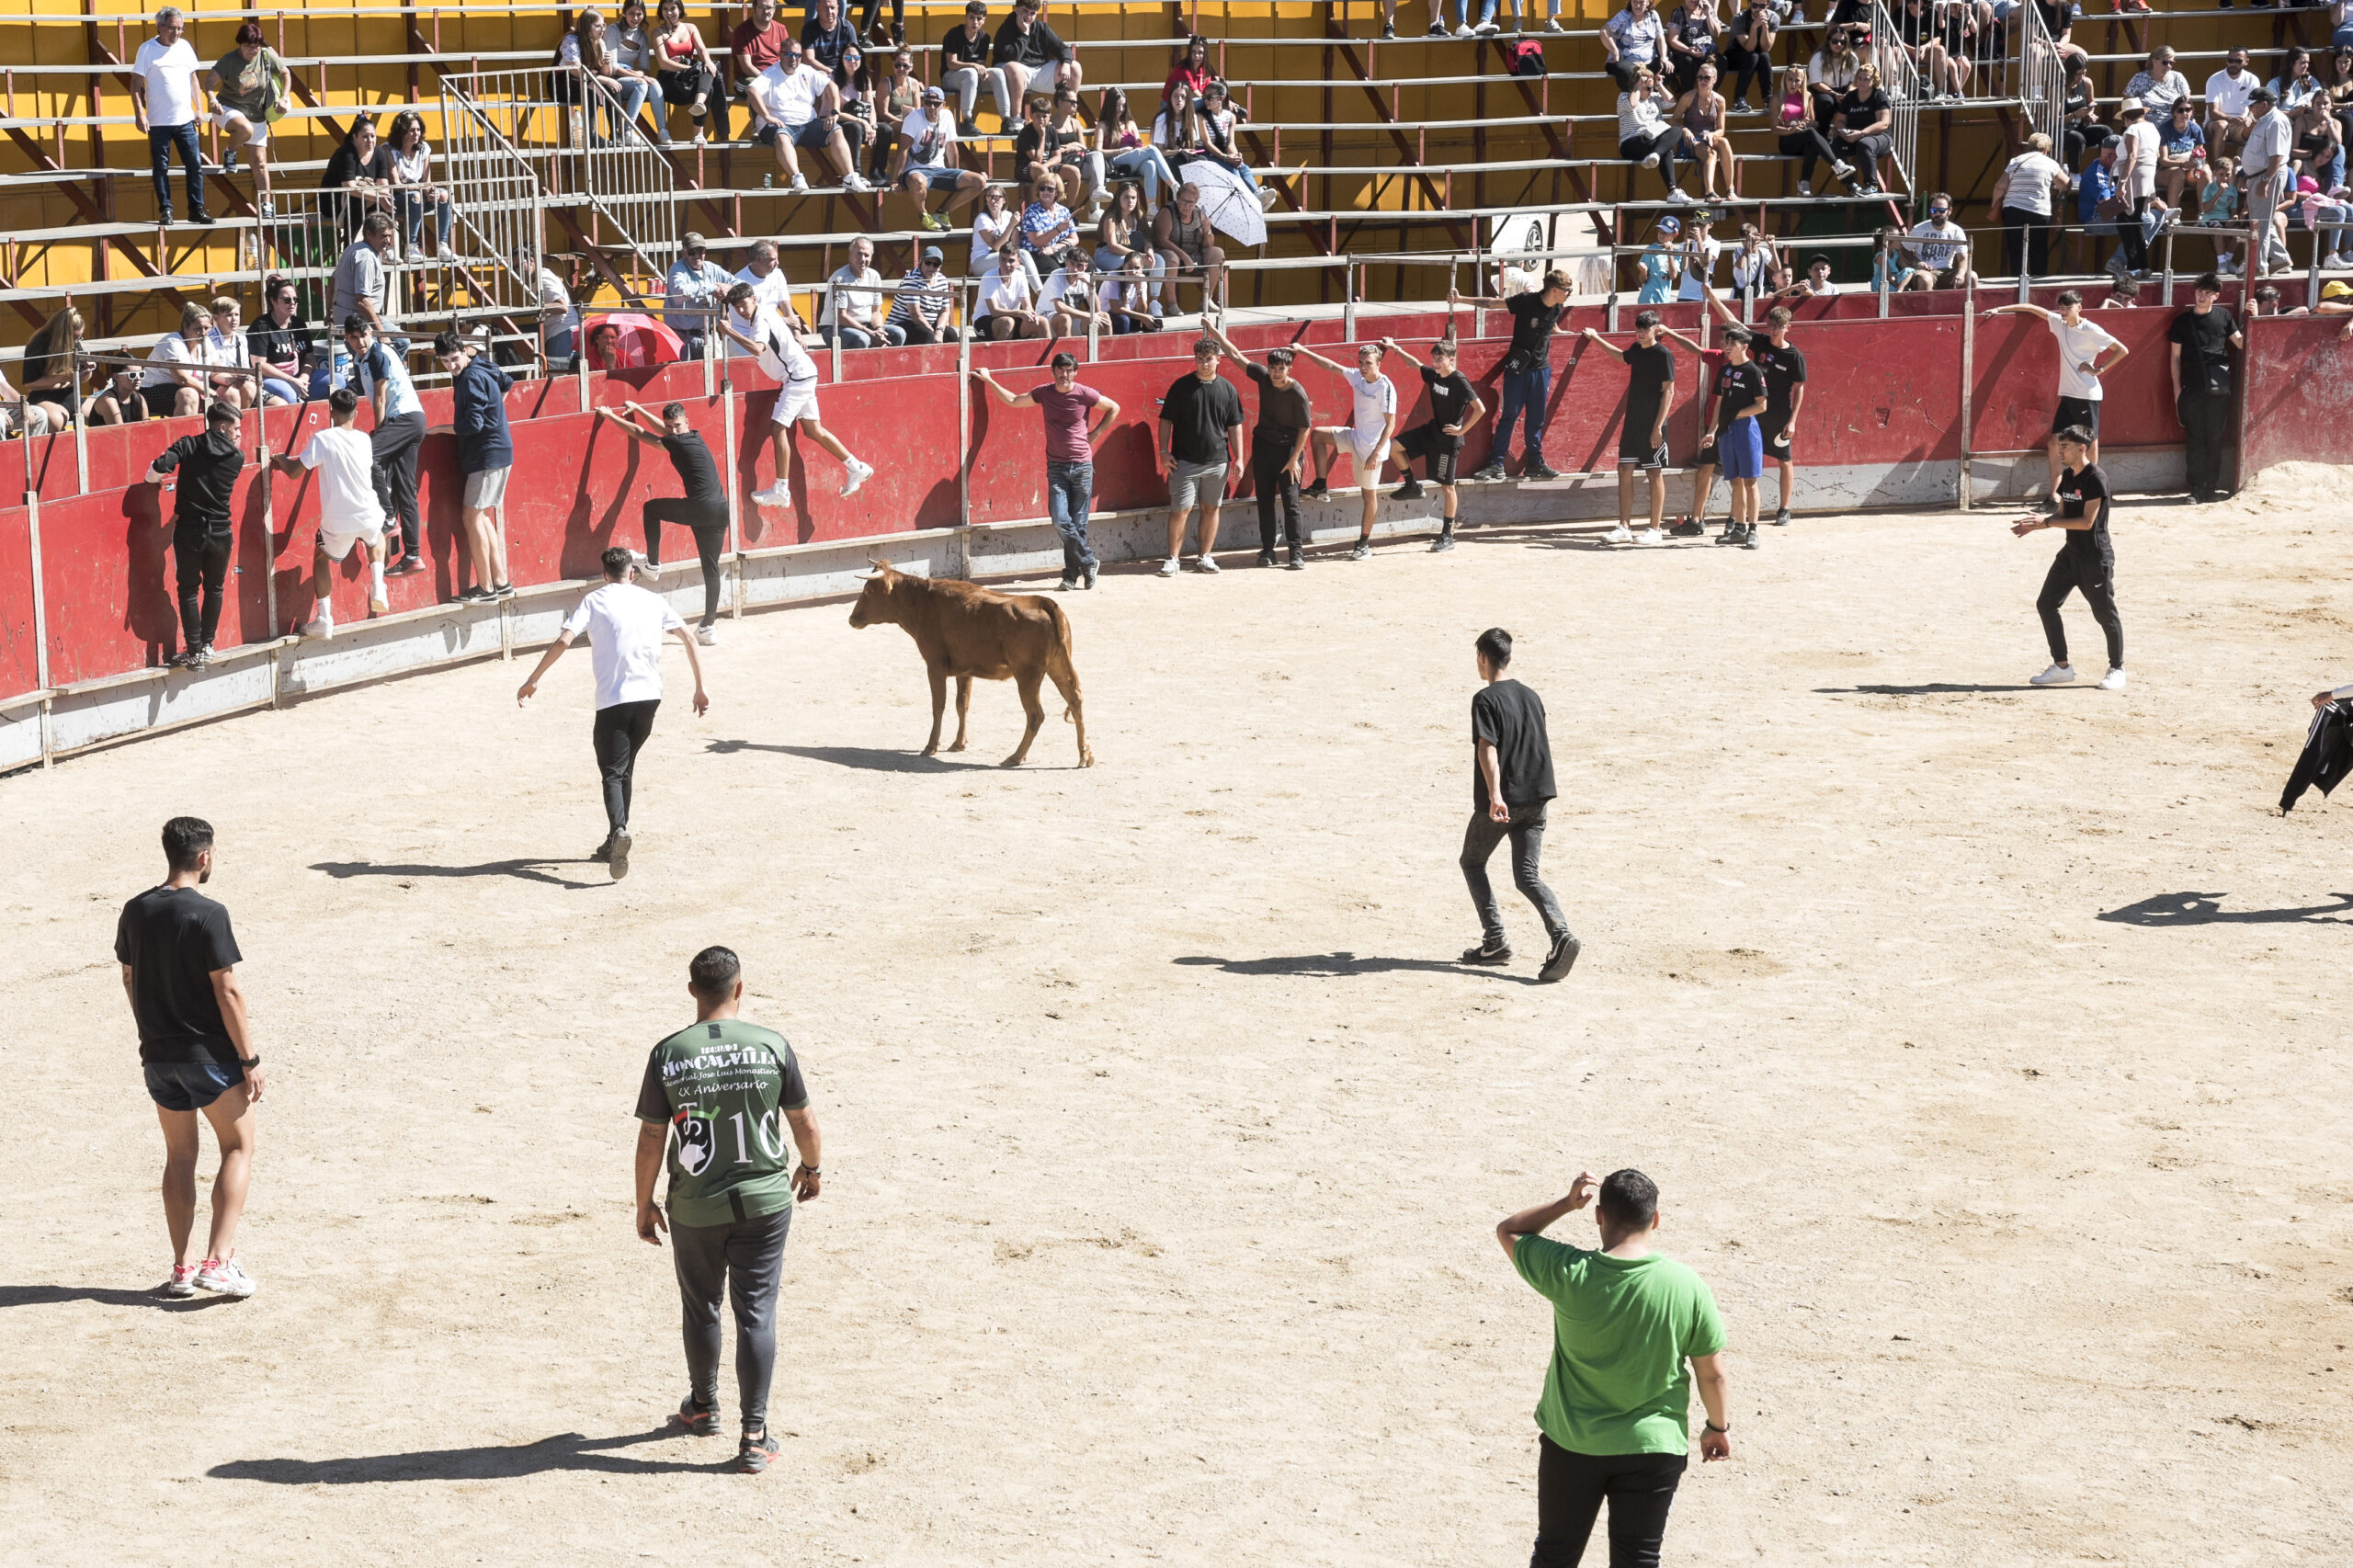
1545,15,1568,28
194,1255,256,1298
300,613,335,641
2029,664,2076,686
1154,556,1179,576
789,173,809,193
1832,159,1855,179
692,130,707,147
2097,667,2127,690
404,244,425,264
158,1263,200,1298
1475,18,1501,32
695,624,719,646
1637,526,1664,543
843,172,871,193
1641,152,1661,169
1666,187,1691,203
630,551,660,585
1798,180,1813,196
1605,523,1635,543
1455,21,1475,34
1193,554,1222,574
841,459,874,497
750,483,791,508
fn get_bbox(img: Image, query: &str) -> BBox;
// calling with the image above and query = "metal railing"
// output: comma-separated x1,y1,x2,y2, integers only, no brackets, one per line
1872,3,1922,198
2016,0,2068,144
247,182,540,354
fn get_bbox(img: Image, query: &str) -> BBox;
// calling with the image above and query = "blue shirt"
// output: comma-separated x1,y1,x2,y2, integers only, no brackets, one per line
2156,117,2203,158
2077,159,2117,225
354,341,423,421
451,356,514,474
665,258,735,332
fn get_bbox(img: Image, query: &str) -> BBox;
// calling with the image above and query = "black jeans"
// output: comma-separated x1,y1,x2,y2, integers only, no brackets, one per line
1723,36,1773,110
1252,440,1302,551
1779,127,1840,183
370,410,427,558
592,698,660,833
2177,388,2231,498
2037,551,2123,670
643,498,729,625
2116,196,2151,272
172,519,233,653
895,317,961,346
2000,205,2052,278
659,66,730,140
1619,130,1682,194
149,121,205,220
857,0,904,36
669,1205,792,1432
1533,1435,1688,1568
1461,801,1570,948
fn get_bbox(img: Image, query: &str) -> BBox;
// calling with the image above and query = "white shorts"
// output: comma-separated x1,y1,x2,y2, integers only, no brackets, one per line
464,466,511,507
318,517,383,561
1319,426,1392,474
770,379,821,426
212,106,268,144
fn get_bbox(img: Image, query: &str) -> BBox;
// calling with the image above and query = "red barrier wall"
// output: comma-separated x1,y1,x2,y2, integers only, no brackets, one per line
0,506,41,699
2240,314,2353,479
1966,306,2185,455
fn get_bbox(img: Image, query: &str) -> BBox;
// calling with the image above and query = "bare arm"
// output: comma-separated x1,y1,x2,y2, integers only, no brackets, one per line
596,406,665,443
1451,394,1486,438
634,1120,670,1244
1449,283,1509,310
671,624,710,714
2169,339,2182,402
1658,325,1708,354
208,966,265,1100
516,630,574,702
1495,1172,1597,1258
1477,738,1509,824
1691,1352,1733,1458
1986,301,2052,321
1086,392,1120,437
2092,341,2131,376
1378,335,1423,369
1203,316,1248,369
786,1106,823,1200
972,367,1035,407
1290,341,1347,374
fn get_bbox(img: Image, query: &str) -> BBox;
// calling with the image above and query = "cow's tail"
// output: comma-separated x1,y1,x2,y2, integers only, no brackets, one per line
1044,598,1079,724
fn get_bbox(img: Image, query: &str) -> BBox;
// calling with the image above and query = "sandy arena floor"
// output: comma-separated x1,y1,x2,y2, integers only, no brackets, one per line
4,479,2350,1567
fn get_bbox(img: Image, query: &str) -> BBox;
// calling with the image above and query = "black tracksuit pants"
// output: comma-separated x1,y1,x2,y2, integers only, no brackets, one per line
2177,388,2231,499
643,498,730,625
1531,1434,1688,1568
592,698,660,833
172,518,233,653
370,410,427,558
1252,438,1302,551
2037,550,2123,670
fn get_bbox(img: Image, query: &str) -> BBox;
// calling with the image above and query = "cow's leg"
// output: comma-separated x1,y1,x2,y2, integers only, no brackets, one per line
923,665,948,756
1047,650,1093,767
948,676,972,752
1003,670,1046,767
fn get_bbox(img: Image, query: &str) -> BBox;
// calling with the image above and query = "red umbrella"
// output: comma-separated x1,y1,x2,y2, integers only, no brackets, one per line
583,312,685,370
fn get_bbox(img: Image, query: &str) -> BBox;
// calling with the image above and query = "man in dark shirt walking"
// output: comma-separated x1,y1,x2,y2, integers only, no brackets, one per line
1452,273,1570,483
635,946,823,1474
597,401,735,642
142,402,247,668
1155,337,1245,576
1461,628,1579,982
2167,272,2242,504
116,816,266,1299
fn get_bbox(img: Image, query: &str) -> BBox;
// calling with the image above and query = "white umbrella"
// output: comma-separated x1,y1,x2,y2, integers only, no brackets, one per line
1186,162,1268,248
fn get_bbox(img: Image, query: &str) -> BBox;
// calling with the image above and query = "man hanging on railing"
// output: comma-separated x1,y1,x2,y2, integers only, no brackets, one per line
343,315,430,578
273,387,389,640
718,281,875,506
142,402,247,669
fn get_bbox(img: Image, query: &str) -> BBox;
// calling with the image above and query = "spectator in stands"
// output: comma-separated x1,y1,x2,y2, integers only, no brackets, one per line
2273,47,2321,112
345,314,427,574
2103,275,2142,308
2293,93,2345,191
1807,24,1865,133
1199,82,1271,209
322,115,397,240
2022,0,2085,68
247,275,312,405
1098,88,1182,210
892,84,984,230
331,212,403,356
749,37,869,191
143,401,246,666
886,245,962,344
19,306,86,428
2062,54,2100,169
203,296,268,410
1165,34,1214,103
1040,254,1113,336
205,22,288,217
1095,179,1165,309
1153,80,1213,175
1722,0,1777,113
1677,62,1735,199
941,2,1011,127
972,184,1025,285
1893,0,1961,103
978,244,1047,339
1452,271,1572,483
537,255,580,367
142,303,214,421
2206,48,2256,162
1634,216,1679,302
995,0,1082,107
2201,154,2245,275
1897,193,1974,289
1774,252,1838,301
1100,252,1163,335
2245,85,2297,276
90,365,153,427
2124,46,2188,117
1776,64,1852,194
665,233,733,358
730,0,792,115
437,331,514,604
1617,65,1691,201
133,6,210,227
0,370,60,439
1018,89,1098,210
1665,0,1722,96
1022,175,1081,276
1601,0,1670,93
834,45,880,174
2327,45,2353,127
2115,97,2160,274
1726,222,1781,300
1829,62,1893,192
1991,131,2070,278
385,111,451,264
867,49,921,180
801,0,858,73
608,0,665,144
652,0,728,146
821,236,898,349
733,240,792,324
1154,180,1227,313
2157,97,2212,219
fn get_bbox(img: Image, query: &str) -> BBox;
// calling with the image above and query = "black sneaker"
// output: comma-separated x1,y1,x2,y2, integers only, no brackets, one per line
189,643,214,669
456,585,494,604
1523,464,1562,482
1429,531,1455,552
1256,549,1278,567
1741,522,1759,550
1773,506,1790,526
1285,547,1305,570
1461,940,1512,965
1348,539,1370,561
1463,463,1506,483
587,838,612,865
1382,20,1398,35
1083,562,1098,589
492,581,517,600
158,206,175,226
1667,517,1704,538
1392,477,1427,501
672,1396,719,1437
1302,479,1330,501
165,648,194,668
1715,522,1739,544
190,209,214,225
733,1431,780,1473
608,829,632,881
389,555,428,577
1538,933,1582,983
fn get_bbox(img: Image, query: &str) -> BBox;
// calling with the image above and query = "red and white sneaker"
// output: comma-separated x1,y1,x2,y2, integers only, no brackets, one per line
194,1254,256,1298
158,1263,200,1298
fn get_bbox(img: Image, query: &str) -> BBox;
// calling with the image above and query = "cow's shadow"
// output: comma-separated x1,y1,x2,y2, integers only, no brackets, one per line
705,739,991,772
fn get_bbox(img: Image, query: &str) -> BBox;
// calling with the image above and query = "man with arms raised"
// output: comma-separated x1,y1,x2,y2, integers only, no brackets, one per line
1580,311,1677,544
272,386,387,638
1496,1167,1731,1566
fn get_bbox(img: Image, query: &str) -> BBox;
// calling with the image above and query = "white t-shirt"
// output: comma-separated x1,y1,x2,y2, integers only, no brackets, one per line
822,264,884,329
897,106,957,167
742,304,816,383
2000,151,2067,217
1617,89,1669,145
758,62,825,131
982,264,1033,317
143,332,205,390
298,425,384,535
1905,219,1967,270
1097,274,1150,313
1340,369,1396,443
206,326,253,370
1676,234,1724,300
537,266,581,338
562,582,685,710
2120,119,2161,199
731,267,793,355
972,210,1017,275
135,37,202,126
1036,267,1089,315
2205,68,2254,119
1807,51,1860,93
2047,312,2122,401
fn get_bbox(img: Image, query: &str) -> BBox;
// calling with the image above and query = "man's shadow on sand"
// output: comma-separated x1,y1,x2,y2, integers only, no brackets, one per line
1175,953,1545,985
2096,892,2353,927
210,1426,728,1483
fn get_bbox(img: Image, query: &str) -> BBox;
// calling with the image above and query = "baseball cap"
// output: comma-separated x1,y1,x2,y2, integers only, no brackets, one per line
1656,215,1681,233
922,244,945,262
922,83,945,100
2250,84,2278,102
683,230,708,249
2325,280,2353,301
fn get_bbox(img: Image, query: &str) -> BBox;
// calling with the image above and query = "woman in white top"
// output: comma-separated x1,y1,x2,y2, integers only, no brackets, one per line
970,184,1039,290
557,8,634,147
1617,64,1689,199
608,0,665,143
384,110,450,262
1989,131,2072,279
142,302,215,420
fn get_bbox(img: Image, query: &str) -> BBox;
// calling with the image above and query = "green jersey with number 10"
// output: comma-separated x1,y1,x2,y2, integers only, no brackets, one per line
634,1018,810,1227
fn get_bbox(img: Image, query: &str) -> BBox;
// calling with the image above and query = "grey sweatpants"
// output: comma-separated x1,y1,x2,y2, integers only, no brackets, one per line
669,1204,792,1430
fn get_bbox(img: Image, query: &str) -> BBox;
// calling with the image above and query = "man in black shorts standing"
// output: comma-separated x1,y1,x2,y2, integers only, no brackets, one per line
1381,335,1485,552
1460,628,1579,983
1451,272,1570,483
1209,323,1316,570
2167,272,2242,504
2013,425,2125,691
118,816,266,1300
142,402,247,668
1579,312,1677,544
597,401,733,644
635,946,822,1474
1987,292,2128,508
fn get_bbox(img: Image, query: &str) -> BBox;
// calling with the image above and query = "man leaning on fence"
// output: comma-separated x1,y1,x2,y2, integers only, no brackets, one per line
666,233,736,359
143,403,246,669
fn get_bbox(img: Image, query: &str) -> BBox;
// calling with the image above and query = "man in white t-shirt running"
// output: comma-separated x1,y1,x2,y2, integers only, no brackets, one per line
516,548,712,880
268,388,387,638
717,281,873,509
1295,340,1400,561
1986,291,2130,506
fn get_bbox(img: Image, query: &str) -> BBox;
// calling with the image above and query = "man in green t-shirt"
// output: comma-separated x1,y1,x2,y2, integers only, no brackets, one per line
1496,1168,1731,1566
634,946,823,1474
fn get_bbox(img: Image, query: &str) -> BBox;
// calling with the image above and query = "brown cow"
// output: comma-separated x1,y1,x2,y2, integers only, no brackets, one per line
847,562,1094,767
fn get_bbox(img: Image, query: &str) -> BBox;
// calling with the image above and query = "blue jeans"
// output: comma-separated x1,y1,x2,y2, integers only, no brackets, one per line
396,188,450,250
1459,0,1499,26
261,373,304,404
1491,363,1551,469
606,77,654,142
1107,146,1182,208
150,120,203,218
1046,459,1096,576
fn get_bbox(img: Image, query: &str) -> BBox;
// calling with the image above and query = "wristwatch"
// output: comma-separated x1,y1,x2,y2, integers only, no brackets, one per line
1704,1420,1730,1435
238,1054,261,1068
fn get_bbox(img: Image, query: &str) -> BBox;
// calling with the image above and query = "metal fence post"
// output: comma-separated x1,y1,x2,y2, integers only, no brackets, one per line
1959,278,1976,510
828,282,843,384
26,485,51,767
957,281,973,532
1343,263,1356,343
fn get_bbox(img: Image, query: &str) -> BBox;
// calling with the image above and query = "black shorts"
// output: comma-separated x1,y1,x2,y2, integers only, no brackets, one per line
1397,423,1459,485
2052,396,2100,439
1694,432,1720,468
1756,411,1793,457
1617,435,1669,471
142,384,186,418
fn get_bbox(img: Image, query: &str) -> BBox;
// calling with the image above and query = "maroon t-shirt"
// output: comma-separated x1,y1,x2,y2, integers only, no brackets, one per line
1029,382,1103,463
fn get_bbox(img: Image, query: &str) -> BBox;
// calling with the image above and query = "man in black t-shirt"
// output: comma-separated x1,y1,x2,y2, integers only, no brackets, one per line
1461,628,1578,983
1207,320,1315,568
2166,272,2243,504
1451,274,1570,482
597,401,733,640
1156,340,1245,574
1699,285,1810,525
939,1,1010,124
116,816,265,1300
1382,335,1485,552
2012,426,2124,689
142,402,247,668
1581,311,1677,541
